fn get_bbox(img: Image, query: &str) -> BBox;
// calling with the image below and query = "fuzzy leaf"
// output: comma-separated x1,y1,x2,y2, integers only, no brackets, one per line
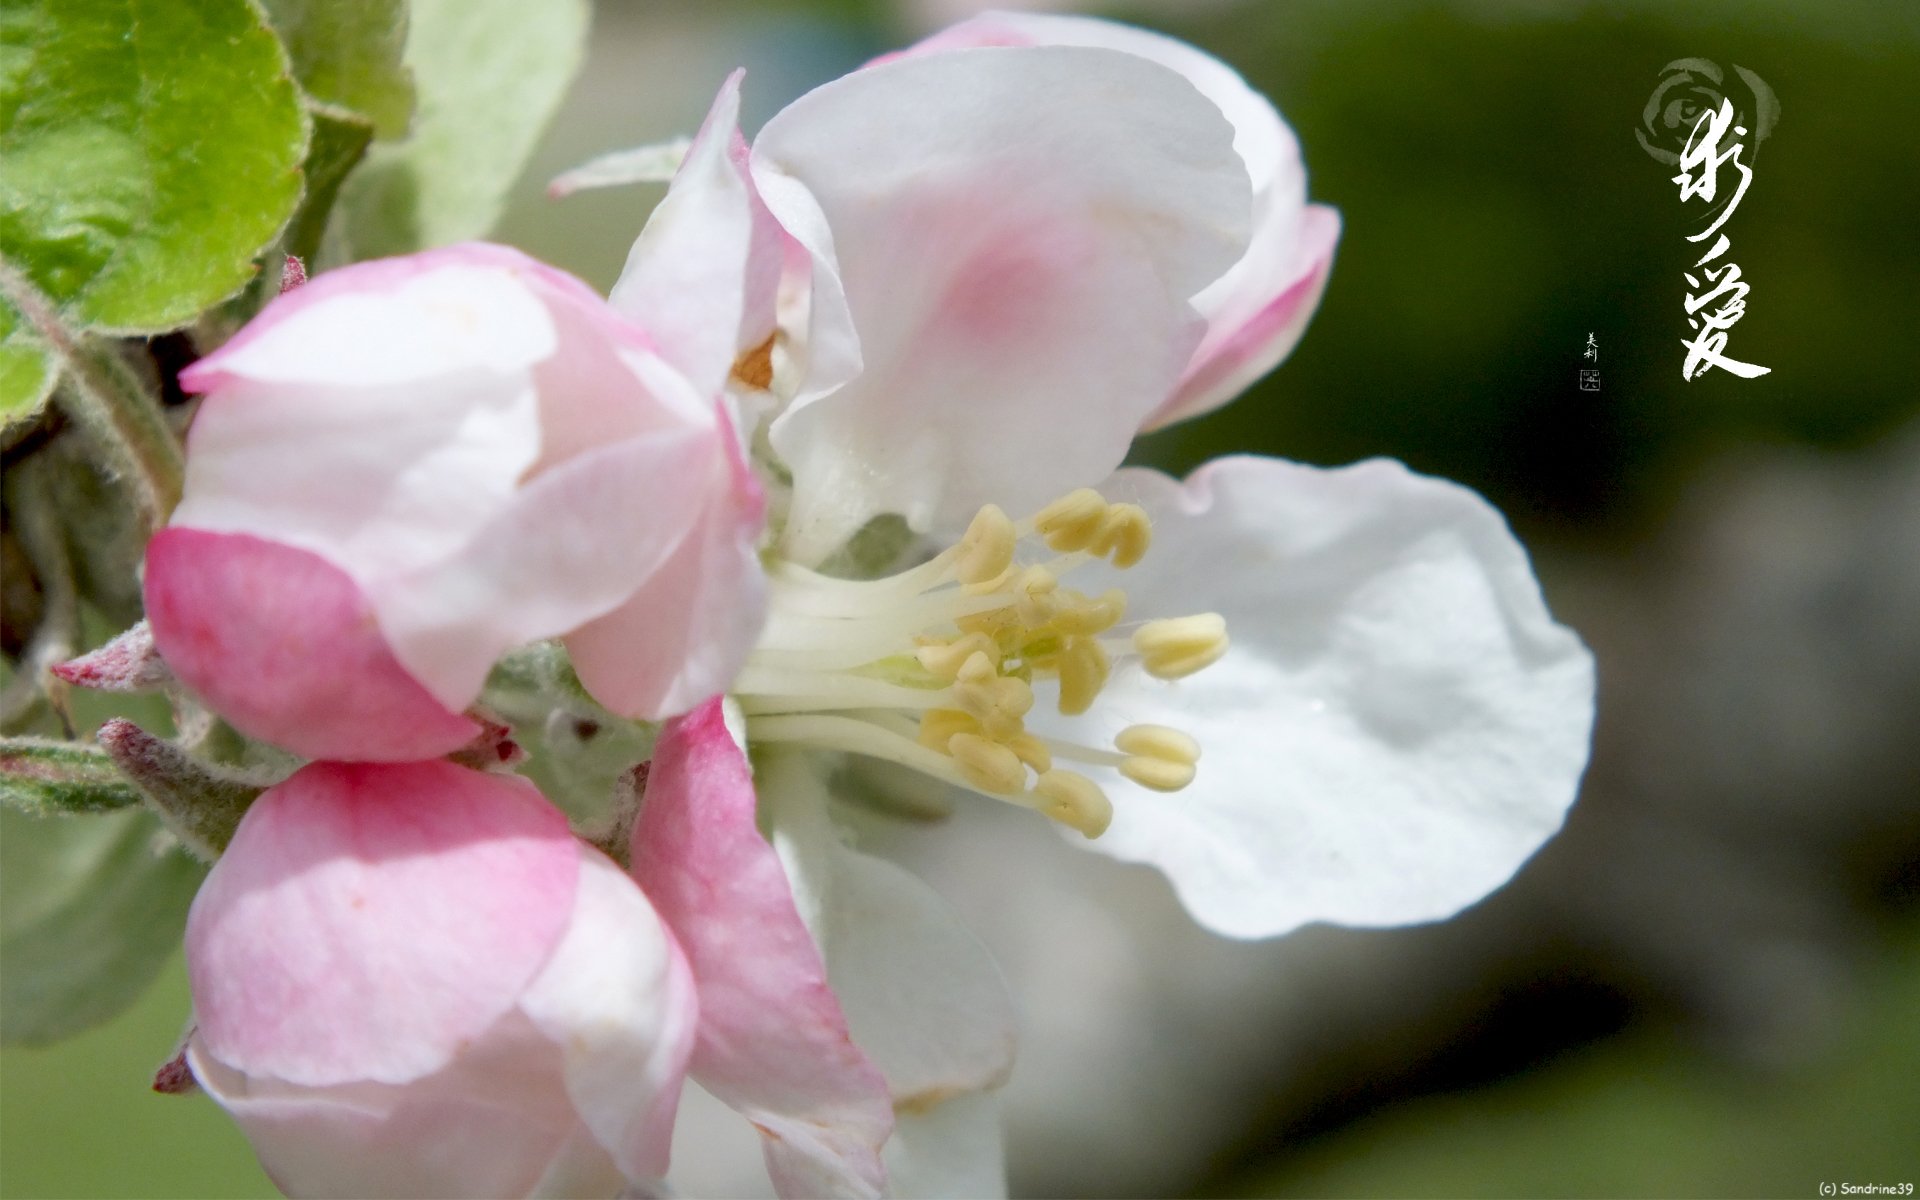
0,294,56,430
0,805,204,1044
331,0,589,260
0,0,308,333
258,0,414,138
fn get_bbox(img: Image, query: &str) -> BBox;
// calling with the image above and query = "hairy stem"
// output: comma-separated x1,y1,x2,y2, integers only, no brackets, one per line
0,257,184,531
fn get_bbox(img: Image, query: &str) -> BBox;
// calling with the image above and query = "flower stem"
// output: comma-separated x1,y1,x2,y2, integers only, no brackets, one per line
0,257,184,531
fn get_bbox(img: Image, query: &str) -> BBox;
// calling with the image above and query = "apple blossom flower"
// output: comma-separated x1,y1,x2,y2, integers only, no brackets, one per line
146,242,765,762
135,15,1593,1199
184,759,697,1198
608,14,1592,939
594,22,1591,1195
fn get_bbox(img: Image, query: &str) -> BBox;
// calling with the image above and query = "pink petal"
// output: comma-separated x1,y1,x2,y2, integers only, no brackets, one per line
563,405,768,720
187,761,579,1087
629,699,893,1199
753,46,1250,560
1151,203,1341,429
144,529,476,762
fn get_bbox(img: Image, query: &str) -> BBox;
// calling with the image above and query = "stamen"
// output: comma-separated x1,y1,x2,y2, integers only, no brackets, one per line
1050,588,1126,637
948,732,1027,794
1033,488,1109,552
1033,770,1112,837
1132,613,1229,679
916,632,999,680
738,489,1226,841
954,504,1016,585
1092,503,1151,568
917,707,980,751
1115,724,1200,792
1055,638,1110,716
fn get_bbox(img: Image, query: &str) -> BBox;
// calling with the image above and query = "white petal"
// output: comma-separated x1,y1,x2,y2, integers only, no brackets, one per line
193,257,558,387
761,754,1018,1106
377,419,721,708
1043,457,1595,938
189,1016,617,1200
883,1091,1009,1200
611,72,783,398
518,851,697,1183
173,368,541,598
562,431,769,721
755,46,1250,561
930,10,1299,198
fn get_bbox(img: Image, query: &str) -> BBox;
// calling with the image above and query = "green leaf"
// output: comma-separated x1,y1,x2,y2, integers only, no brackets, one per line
0,292,55,431
0,738,143,815
258,0,414,138
0,805,204,1045
331,0,589,261
0,0,309,333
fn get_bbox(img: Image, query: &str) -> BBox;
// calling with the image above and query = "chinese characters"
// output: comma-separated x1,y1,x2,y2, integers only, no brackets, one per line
1639,60,1778,382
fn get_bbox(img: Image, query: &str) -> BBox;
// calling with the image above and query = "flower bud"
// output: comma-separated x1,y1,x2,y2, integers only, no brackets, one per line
147,243,767,761
185,760,697,1198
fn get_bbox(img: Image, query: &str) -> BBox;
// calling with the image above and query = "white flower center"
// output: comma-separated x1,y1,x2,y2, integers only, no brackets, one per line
736,489,1228,837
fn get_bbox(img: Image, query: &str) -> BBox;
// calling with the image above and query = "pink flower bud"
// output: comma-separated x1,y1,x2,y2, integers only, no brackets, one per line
149,243,767,761
185,761,697,1198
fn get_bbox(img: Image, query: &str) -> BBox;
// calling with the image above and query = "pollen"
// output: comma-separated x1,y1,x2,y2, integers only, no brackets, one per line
741,486,1228,839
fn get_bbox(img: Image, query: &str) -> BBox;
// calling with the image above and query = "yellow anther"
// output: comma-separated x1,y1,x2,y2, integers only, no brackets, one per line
1114,724,1200,765
1033,488,1109,552
1050,588,1127,637
917,708,980,751
1133,613,1228,679
1091,503,1151,568
956,650,999,687
956,605,1020,637
993,675,1035,720
1115,724,1200,792
730,334,776,390
1120,756,1196,793
949,732,1028,794
954,504,1017,586
1056,637,1111,716
1007,732,1052,773
1033,769,1113,838
916,633,999,681
1012,566,1060,624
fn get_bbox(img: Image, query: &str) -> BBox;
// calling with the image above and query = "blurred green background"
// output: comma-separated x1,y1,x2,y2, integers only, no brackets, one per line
5,1,1917,1196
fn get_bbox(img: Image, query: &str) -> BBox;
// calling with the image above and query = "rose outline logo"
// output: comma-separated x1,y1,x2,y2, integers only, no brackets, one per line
1636,57,1779,167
